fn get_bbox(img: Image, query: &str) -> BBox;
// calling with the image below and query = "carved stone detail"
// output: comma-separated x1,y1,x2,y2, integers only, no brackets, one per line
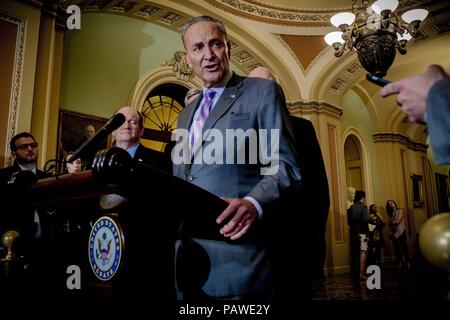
135,5,161,17
159,12,182,24
86,0,113,11
330,78,346,93
233,50,254,64
345,62,362,75
111,0,138,13
161,51,193,81
212,0,332,24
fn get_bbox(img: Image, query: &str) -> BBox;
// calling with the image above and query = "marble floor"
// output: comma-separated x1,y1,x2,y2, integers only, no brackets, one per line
312,260,449,300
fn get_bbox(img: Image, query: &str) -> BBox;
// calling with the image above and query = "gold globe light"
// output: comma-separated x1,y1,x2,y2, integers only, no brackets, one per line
324,0,428,77
1,230,20,261
419,213,450,273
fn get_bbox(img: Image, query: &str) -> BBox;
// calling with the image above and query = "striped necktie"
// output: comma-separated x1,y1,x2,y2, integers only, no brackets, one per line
191,89,216,157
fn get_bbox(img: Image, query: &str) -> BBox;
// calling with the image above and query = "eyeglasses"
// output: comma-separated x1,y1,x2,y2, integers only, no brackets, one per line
15,142,38,150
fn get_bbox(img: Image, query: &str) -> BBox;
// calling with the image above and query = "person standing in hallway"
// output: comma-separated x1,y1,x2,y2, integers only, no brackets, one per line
348,190,369,280
346,187,359,279
367,204,385,267
386,200,411,269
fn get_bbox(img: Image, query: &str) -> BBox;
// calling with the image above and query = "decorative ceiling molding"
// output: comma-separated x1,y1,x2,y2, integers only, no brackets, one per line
287,100,343,119
233,50,254,64
329,78,347,94
134,5,161,18
373,132,428,153
205,0,332,26
344,62,362,76
244,0,352,13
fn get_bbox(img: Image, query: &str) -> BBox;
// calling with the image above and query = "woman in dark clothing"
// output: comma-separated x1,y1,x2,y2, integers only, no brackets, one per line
368,204,385,266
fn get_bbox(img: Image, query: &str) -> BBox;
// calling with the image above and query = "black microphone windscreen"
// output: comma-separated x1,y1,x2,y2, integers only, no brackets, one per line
67,113,126,163
104,112,126,132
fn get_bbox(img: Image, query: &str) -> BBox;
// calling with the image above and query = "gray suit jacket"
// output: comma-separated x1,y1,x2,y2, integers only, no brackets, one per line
173,73,301,297
427,78,450,165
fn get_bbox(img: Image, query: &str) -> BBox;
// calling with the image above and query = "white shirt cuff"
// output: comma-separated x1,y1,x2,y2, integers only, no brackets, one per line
244,196,263,219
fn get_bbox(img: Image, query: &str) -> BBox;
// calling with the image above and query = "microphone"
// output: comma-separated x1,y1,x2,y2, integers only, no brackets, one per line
68,113,125,163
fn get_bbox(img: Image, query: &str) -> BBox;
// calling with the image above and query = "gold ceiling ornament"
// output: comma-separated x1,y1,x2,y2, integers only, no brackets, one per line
324,0,428,77
162,50,193,81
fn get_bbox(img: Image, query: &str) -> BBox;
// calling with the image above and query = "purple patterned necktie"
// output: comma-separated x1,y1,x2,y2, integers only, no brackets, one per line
191,89,216,156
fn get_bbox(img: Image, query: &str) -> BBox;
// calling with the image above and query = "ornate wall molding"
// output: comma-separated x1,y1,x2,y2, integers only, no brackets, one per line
287,99,343,119
0,11,26,166
161,50,194,81
329,78,347,93
128,66,202,112
206,0,332,26
373,132,428,153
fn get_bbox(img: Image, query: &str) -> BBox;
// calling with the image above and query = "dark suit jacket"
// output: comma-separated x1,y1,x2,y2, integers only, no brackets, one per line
134,143,172,174
272,117,330,298
0,164,49,240
427,78,450,165
173,73,301,297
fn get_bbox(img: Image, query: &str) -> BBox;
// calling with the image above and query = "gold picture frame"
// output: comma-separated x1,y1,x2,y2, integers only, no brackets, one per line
56,109,111,172
411,174,424,208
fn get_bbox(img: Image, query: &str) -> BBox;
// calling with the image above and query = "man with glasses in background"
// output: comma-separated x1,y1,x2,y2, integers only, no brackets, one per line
0,132,61,296
0,132,49,242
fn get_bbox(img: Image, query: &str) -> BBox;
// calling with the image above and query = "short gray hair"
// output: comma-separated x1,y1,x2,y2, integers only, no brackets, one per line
181,15,228,48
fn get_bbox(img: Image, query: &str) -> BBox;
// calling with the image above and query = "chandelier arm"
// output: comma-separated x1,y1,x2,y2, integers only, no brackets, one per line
403,23,419,38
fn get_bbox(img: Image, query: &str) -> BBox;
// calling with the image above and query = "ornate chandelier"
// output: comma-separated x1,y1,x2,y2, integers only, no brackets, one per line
324,0,428,77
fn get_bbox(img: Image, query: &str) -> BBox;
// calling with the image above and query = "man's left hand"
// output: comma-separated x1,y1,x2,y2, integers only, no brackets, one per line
216,198,258,240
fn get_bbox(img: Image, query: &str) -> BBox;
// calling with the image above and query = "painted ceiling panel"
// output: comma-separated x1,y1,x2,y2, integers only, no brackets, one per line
278,34,327,70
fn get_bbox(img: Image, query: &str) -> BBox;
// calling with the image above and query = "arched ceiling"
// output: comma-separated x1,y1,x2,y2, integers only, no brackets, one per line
65,0,450,103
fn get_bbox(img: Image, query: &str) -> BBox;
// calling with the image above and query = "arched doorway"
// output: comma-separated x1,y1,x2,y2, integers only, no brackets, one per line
344,135,364,193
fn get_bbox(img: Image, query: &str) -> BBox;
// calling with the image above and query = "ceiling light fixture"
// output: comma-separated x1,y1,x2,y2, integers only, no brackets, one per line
324,0,428,77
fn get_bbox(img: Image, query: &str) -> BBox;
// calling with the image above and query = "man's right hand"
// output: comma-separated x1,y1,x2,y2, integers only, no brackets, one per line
380,65,448,123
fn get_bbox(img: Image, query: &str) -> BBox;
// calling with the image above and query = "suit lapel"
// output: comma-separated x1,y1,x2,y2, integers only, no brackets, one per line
189,74,244,170
179,93,203,130
203,89,242,135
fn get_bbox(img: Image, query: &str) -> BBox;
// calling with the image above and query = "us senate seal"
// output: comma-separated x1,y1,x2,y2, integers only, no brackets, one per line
89,216,123,281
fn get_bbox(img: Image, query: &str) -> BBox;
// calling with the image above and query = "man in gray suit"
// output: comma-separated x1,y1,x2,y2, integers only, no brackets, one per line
173,15,301,300
381,64,450,165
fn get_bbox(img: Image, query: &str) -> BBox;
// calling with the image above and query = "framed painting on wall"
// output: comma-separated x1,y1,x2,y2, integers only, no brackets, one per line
56,109,111,172
435,173,450,213
411,174,425,208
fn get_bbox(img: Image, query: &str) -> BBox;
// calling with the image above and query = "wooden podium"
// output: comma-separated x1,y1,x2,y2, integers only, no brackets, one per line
21,147,228,299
